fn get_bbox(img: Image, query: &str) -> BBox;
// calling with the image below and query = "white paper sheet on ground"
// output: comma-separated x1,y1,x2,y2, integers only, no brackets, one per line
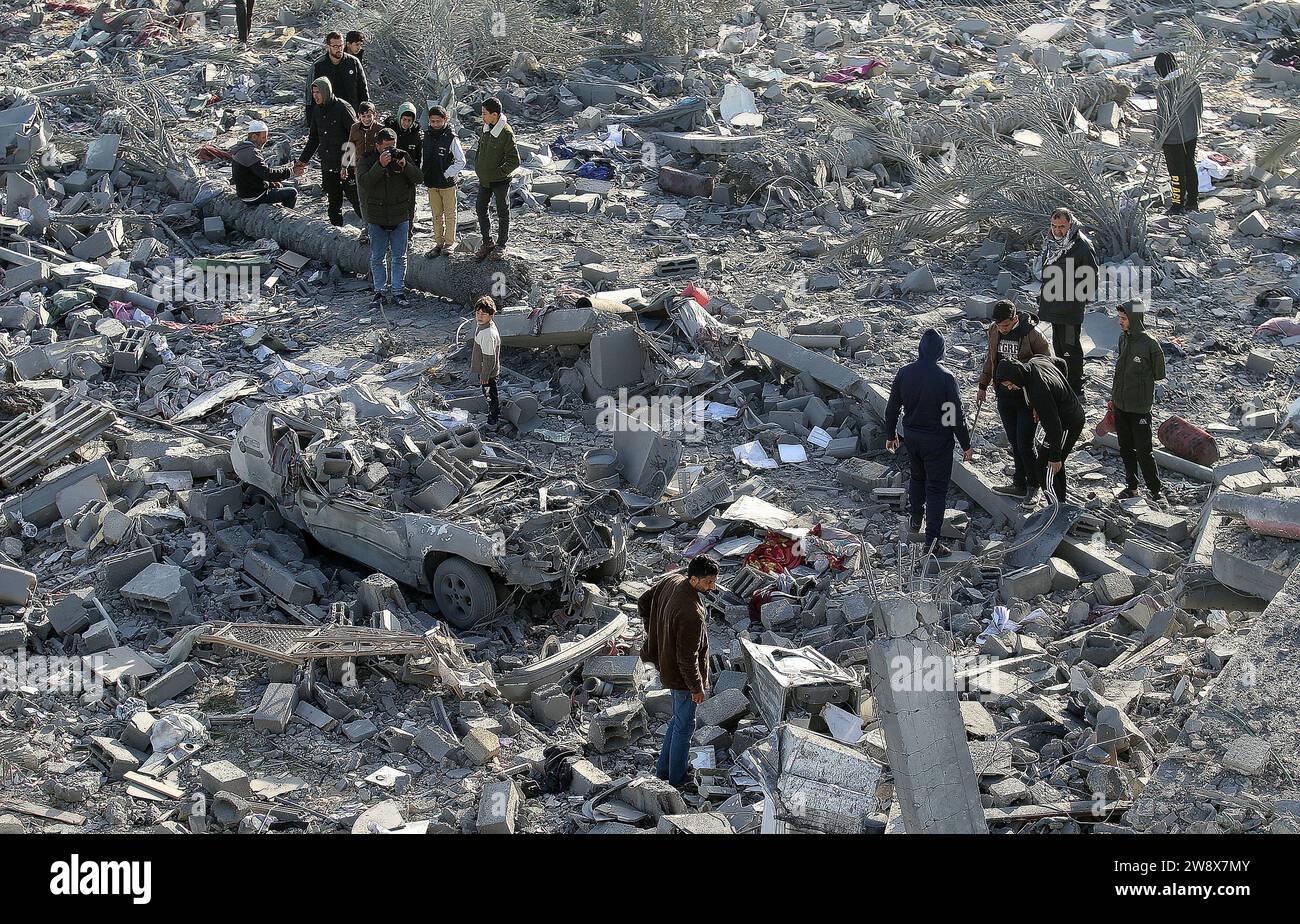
821,703,864,744
733,440,778,470
429,408,470,427
689,746,716,770
690,400,739,422
719,495,800,530
778,443,808,463
807,426,832,448
720,82,763,128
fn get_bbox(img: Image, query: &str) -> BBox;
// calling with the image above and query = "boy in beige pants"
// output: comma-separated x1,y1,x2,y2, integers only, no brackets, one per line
421,105,466,258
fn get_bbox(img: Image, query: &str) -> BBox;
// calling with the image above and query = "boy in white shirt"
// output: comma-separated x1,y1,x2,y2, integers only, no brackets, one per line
470,296,501,426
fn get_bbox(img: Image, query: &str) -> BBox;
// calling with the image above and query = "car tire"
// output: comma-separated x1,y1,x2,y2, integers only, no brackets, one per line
432,558,497,629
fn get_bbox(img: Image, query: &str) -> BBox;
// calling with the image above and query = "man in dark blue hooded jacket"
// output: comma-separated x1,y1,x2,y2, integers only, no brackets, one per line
885,329,974,556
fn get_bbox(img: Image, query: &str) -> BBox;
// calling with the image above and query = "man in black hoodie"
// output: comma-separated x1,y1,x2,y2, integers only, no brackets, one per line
295,77,360,226
885,329,974,556
995,355,1086,504
1036,207,1098,398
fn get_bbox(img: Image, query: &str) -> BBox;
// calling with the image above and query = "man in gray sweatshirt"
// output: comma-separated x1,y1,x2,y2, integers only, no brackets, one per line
1154,51,1203,214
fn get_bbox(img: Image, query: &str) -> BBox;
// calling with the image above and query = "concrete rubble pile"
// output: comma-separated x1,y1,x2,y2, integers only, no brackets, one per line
0,0,1298,835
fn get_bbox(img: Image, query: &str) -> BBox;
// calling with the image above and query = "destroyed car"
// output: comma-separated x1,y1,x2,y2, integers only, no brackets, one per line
230,384,625,627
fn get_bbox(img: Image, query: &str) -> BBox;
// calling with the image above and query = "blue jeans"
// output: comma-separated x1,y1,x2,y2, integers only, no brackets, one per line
655,690,697,787
369,221,409,294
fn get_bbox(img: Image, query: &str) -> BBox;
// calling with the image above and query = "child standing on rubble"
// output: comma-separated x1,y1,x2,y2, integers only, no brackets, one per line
471,296,501,428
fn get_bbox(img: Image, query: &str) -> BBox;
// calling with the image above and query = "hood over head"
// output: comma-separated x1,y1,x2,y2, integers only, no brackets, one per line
1119,301,1146,334
397,102,417,122
918,328,944,363
995,357,1028,388
311,76,335,105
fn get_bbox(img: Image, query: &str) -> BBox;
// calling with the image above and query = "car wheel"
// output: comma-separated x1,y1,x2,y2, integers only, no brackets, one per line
432,558,497,629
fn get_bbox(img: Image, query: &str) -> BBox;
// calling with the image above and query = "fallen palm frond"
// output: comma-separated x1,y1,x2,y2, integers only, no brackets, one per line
833,88,1149,264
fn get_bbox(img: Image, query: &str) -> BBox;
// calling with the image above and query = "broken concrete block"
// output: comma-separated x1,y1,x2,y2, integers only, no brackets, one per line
414,726,458,763
199,760,252,797
253,682,298,734
1220,736,1272,776
0,562,38,605
588,700,650,752
622,775,689,818
1092,572,1135,606
84,133,121,172
568,758,612,796
140,663,199,707
119,563,194,621
529,683,571,726
1237,211,1269,237
243,550,313,604
342,718,379,742
462,727,501,765
694,688,750,728
1000,563,1053,601
476,779,520,833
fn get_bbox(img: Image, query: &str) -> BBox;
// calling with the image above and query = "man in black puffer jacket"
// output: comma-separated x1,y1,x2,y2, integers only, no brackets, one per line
295,77,359,227
1036,206,1098,397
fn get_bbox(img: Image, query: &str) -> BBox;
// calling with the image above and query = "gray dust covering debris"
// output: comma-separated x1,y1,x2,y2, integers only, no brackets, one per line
0,0,1298,836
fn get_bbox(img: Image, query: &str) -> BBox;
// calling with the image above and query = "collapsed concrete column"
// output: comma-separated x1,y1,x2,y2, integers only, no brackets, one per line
164,172,531,304
1212,490,1300,540
866,594,988,833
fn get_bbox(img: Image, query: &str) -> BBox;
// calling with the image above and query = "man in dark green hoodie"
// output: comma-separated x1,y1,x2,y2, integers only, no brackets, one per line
1110,301,1166,500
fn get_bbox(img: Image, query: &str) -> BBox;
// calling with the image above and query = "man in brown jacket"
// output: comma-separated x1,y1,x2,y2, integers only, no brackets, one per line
977,299,1052,502
638,556,718,788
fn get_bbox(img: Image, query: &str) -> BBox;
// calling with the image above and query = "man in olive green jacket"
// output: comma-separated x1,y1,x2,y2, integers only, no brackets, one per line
473,96,521,261
1110,301,1166,500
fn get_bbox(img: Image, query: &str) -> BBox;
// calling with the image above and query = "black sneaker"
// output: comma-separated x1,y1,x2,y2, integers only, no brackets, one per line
993,483,1027,497
926,540,953,558
392,293,411,309
1117,486,1140,500
1023,486,1040,505
371,291,388,308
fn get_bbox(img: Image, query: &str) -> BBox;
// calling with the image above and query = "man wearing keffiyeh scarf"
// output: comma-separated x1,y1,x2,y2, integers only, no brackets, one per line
1035,207,1097,398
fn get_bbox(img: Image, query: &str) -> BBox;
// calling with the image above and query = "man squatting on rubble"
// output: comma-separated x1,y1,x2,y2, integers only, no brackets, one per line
359,128,421,308
423,105,466,259
1111,300,1167,501
231,121,296,209
473,97,521,262
1154,51,1203,215
470,297,501,427
295,78,360,227
978,299,1051,504
1036,206,1097,398
638,556,719,789
345,102,382,244
884,329,974,558
995,354,1086,503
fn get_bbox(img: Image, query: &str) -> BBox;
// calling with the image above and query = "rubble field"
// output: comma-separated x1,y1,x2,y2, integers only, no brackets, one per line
1,0,1299,835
